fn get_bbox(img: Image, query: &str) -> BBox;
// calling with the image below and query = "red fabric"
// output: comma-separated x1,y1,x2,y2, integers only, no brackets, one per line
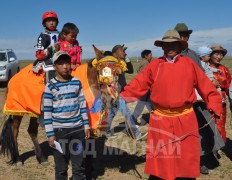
35,50,46,60
120,55,222,179
145,111,200,179
59,39,82,65
210,64,231,95
216,104,227,142
210,63,231,142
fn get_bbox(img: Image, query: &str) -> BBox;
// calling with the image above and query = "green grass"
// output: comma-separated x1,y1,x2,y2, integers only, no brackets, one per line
19,60,34,69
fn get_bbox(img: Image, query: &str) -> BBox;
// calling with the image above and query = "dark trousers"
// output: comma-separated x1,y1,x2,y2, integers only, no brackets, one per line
53,126,86,180
193,101,224,156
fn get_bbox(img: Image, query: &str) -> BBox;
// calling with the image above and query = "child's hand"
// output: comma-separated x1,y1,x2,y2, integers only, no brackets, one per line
217,69,222,74
48,136,56,148
53,42,60,52
212,80,220,87
84,129,90,139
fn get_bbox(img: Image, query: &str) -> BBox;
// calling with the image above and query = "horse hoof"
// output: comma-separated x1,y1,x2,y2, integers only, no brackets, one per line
40,160,49,166
36,155,48,164
16,161,23,167
40,158,49,165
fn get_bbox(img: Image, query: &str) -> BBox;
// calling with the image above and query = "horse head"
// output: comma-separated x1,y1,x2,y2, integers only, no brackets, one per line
91,45,127,109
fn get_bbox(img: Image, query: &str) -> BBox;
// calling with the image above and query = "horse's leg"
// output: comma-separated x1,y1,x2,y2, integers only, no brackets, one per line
11,115,23,165
27,117,47,164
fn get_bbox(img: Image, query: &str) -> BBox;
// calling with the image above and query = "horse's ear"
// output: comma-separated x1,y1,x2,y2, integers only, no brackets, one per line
92,44,104,60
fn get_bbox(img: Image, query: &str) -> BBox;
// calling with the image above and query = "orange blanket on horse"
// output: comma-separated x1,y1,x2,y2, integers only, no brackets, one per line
72,64,103,131
3,64,45,117
3,63,104,134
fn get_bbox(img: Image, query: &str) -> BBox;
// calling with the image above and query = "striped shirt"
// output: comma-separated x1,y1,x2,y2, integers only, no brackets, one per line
44,76,89,138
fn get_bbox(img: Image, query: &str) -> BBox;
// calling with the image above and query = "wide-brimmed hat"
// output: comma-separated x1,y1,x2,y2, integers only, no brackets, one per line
154,29,188,50
210,45,227,56
53,51,71,64
174,23,192,34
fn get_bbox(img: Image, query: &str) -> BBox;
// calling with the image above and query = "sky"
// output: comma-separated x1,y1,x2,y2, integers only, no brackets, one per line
0,0,232,60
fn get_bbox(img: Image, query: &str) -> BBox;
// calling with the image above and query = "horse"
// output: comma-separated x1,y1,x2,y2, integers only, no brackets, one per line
0,45,132,166
71,45,130,137
0,65,48,165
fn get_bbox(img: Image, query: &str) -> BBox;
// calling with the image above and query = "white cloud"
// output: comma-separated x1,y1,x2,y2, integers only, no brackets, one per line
83,27,232,58
189,28,232,54
0,38,35,60
0,27,232,60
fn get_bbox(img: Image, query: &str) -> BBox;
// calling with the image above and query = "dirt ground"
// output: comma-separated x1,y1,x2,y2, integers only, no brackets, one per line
1,84,232,180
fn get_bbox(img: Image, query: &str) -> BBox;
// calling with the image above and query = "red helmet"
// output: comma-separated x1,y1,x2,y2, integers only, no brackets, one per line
42,11,58,24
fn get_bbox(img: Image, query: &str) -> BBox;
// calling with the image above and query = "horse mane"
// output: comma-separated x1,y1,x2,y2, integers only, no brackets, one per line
87,59,94,68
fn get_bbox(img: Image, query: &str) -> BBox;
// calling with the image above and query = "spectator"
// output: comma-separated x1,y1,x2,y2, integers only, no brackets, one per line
112,45,134,92
44,51,90,179
132,49,154,125
209,44,231,142
174,23,203,70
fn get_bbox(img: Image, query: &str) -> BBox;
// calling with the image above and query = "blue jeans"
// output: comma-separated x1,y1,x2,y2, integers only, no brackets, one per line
106,98,140,137
132,91,153,120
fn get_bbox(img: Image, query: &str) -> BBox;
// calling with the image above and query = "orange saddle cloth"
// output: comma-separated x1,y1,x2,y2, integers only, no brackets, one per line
3,64,45,117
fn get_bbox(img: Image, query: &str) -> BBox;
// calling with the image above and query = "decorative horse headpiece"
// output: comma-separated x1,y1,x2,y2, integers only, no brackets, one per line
87,45,129,138
91,45,127,85
91,45,128,109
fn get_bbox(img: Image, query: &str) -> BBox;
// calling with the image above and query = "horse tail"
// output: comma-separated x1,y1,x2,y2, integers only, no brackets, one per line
0,116,18,164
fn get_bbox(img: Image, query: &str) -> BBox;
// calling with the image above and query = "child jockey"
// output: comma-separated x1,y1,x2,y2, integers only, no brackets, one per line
33,11,59,81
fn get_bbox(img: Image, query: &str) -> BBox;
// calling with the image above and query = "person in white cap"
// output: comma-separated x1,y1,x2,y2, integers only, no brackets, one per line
197,46,223,102
196,46,225,175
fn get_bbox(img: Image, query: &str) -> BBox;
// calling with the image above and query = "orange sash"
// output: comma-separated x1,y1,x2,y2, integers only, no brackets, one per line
154,104,193,117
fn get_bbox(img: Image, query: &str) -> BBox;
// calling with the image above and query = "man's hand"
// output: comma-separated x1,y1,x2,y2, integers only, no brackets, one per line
48,136,56,148
209,109,221,123
84,129,90,139
124,56,131,63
